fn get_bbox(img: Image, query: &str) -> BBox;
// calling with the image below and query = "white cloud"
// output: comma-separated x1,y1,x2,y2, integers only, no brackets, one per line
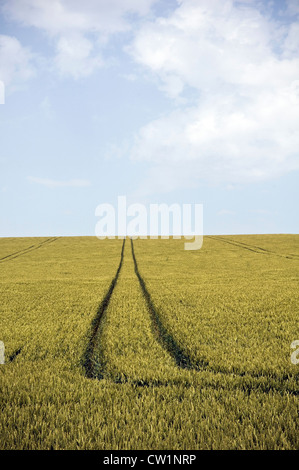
3,0,157,36
283,21,299,57
2,0,158,79
128,0,299,189
0,34,35,87
130,83,299,185
129,0,288,93
27,177,91,188
54,33,103,78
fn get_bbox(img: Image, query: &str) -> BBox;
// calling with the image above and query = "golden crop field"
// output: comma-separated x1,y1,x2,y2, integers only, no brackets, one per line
0,235,298,450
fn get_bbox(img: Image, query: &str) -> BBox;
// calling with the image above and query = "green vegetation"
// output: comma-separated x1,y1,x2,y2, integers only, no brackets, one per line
0,235,298,449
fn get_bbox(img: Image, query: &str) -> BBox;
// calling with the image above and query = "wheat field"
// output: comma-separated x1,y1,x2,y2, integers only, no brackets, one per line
0,235,298,449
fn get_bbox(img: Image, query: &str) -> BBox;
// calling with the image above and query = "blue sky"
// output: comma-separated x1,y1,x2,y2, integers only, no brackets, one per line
0,0,298,237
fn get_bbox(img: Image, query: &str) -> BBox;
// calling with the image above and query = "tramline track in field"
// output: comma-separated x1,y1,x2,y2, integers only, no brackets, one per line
130,239,298,395
80,237,298,397
83,238,125,379
207,235,299,259
130,238,205,371
0,237,59,263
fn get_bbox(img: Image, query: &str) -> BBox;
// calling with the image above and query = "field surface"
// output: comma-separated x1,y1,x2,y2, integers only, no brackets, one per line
0,235,298,450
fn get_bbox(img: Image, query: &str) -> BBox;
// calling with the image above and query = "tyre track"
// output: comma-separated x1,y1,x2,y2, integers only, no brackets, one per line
207,235,298,260
130,239,298,396
0,237,59,263
102,373,299,396
226,237,299,258
81,237,298,396
9,347,23,362
131,238,206,371
83,238,125,379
